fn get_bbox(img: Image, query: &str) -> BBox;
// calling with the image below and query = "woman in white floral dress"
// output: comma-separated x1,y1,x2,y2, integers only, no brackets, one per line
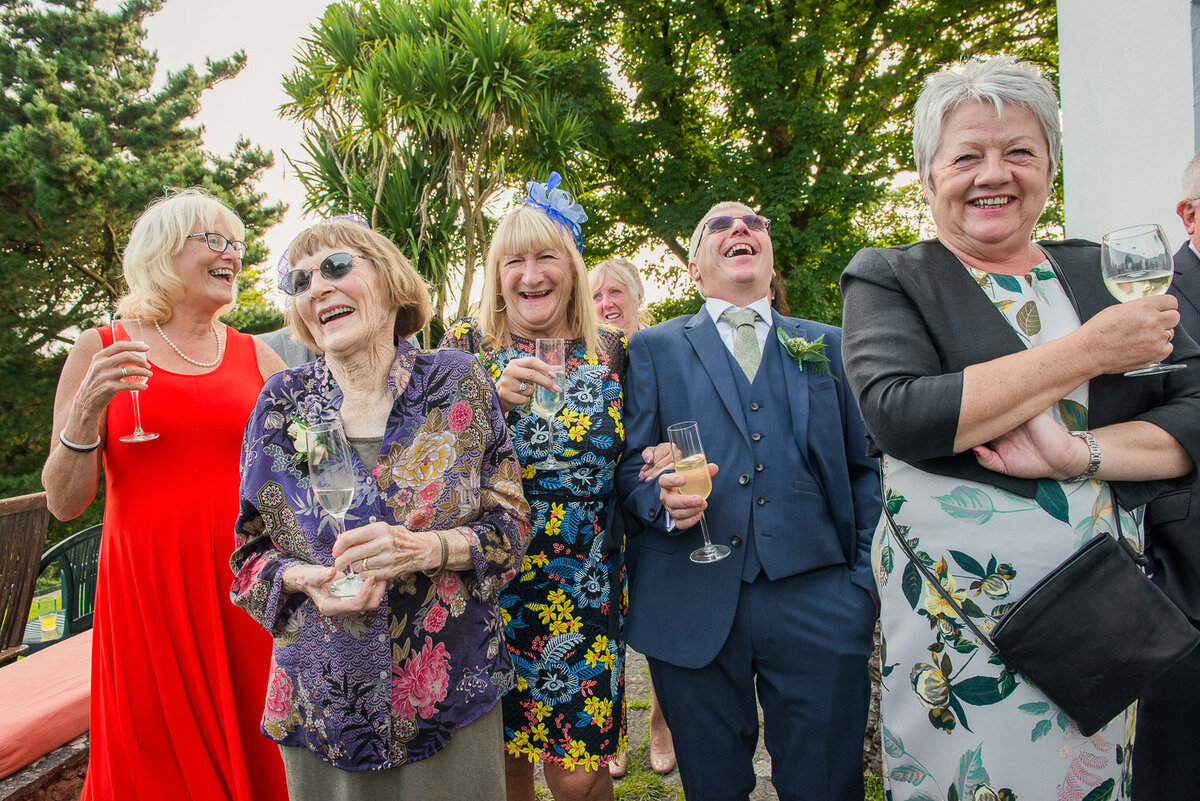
841,57,1200,801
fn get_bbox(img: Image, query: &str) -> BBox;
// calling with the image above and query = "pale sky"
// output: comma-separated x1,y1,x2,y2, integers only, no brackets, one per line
99,0,681,308
98,0,335,286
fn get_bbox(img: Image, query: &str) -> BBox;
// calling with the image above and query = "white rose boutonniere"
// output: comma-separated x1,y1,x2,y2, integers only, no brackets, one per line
776,328,836,380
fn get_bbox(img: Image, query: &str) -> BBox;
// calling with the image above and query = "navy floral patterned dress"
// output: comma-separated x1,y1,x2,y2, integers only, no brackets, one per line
441,319,627,771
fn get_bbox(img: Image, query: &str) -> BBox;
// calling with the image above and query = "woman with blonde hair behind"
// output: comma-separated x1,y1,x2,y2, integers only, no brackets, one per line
588,258,676,779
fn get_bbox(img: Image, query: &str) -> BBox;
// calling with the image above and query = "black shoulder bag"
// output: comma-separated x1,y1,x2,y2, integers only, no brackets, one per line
882,501,1199,736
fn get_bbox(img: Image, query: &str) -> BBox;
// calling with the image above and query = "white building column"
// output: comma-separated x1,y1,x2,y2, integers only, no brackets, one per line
1058,0,1198,247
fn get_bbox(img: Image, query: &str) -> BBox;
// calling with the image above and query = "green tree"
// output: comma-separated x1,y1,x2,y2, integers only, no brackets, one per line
282,0,588,330
521,0,1058,324
0,0,283,541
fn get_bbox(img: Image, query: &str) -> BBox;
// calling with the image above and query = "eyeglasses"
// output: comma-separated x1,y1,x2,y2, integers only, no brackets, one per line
188,232,247,258
703,214,771,233
281,252,357,296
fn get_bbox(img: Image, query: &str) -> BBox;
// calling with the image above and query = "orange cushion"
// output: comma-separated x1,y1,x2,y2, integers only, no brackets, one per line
0,630,91,780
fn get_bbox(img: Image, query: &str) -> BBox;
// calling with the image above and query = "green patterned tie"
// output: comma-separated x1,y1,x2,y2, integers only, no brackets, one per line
721,308,761,382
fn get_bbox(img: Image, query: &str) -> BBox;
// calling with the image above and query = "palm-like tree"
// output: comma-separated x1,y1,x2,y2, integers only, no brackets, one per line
282,0,587,334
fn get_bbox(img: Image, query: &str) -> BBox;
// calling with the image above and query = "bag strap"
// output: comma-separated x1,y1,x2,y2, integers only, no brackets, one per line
882,473,1146,668
880,496,1009,664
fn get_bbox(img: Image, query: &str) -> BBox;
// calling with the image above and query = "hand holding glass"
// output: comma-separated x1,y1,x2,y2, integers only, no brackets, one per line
667,421,730,564
111,320,158,442
307,421,363,598
1101,223,1186,376
530,338,568,470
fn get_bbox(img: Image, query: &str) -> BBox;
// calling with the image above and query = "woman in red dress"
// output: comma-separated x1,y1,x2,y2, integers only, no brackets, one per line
42,188,288,800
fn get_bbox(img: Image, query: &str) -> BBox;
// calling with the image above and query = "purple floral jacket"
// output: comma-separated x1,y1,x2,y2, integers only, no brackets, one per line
231,342,531,770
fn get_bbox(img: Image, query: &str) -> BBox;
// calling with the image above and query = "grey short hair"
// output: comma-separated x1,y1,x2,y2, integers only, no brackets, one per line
1182,150,1200,201
913,56,1061,187
588,258,645,307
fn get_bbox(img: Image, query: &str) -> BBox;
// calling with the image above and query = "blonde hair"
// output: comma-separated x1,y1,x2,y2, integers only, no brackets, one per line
115,187,245,322
282,220,433,352
478,205,599,353
589,258,645,307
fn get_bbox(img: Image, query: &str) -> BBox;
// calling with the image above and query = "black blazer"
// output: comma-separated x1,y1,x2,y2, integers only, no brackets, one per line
840,238,1200,512
1144,243,1200,624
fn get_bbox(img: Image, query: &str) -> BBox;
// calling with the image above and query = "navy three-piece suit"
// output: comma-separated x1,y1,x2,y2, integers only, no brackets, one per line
616,307,880,801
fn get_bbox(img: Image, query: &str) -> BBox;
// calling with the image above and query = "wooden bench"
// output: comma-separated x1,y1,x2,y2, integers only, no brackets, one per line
0,629,91,798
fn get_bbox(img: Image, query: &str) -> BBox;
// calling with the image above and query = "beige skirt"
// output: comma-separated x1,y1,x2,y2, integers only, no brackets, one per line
278,703,504,801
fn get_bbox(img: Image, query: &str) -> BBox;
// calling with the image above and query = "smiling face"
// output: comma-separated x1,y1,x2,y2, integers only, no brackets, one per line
173,220,242,311
592,272,640,336
500,248,574,339
293,245,396,360
924,101,1052,266
688,202,774,306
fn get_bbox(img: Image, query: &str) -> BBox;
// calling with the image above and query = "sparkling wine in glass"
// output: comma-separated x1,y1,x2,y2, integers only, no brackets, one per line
112,320,158,442
1101,223,1186,376
667,421,730,564
307,421,362,598
530,338,568,470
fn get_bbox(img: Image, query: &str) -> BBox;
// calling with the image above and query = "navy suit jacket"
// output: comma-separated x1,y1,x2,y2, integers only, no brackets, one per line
1145,243,1200,625
615,309,880,668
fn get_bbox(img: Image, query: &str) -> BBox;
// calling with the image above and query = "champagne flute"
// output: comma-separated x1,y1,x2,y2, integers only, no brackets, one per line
1101,223,1186,376
667,421,731,564
530,338,568,470
307,421,362,598
112,320,158,442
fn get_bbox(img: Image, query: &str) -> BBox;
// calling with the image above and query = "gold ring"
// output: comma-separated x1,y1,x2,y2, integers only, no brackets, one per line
363,557,370,571
1168,329,1175,342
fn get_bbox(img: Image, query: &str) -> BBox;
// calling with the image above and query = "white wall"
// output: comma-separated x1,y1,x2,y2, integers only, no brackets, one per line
1058,0,1196,248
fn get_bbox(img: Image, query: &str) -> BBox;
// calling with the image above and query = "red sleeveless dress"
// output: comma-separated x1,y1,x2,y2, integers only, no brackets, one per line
81,327,286,801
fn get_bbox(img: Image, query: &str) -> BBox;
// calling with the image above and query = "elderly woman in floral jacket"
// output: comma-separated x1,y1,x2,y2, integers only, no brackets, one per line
231,217,531,800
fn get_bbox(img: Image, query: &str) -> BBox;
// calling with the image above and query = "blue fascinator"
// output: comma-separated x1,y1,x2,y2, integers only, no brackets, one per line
524,172,587,252
275,213,372,285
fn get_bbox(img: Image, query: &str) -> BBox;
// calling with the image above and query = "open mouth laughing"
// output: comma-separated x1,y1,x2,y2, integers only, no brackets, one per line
209,267,236,283
723,243,757,258
319,305,355,325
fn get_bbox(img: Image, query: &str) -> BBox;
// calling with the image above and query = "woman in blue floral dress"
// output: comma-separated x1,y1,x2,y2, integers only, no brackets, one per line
441,175,627,801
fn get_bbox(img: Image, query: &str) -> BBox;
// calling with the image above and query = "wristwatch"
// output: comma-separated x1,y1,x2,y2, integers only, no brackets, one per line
1067,430,1101,482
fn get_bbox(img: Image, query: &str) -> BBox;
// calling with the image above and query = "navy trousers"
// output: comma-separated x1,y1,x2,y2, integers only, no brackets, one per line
647,566,874,801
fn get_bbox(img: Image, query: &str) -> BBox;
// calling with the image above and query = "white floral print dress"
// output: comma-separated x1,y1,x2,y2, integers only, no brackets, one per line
875,261,1137,801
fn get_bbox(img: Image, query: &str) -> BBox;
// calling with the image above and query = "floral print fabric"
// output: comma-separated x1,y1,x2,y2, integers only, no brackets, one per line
875,263,1136,801
440,319,628,770
232,341,531,770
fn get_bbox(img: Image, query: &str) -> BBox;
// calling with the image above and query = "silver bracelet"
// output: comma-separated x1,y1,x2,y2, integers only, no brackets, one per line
59,430,101,453
1067,430,1101,482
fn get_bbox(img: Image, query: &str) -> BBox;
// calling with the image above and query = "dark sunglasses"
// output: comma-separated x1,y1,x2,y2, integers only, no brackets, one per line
703,214,771,233
281,252,357,296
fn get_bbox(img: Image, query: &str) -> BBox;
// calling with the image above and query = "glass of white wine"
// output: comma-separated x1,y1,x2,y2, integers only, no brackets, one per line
1101,223,1186,377
530,338,568,470
667,421,730,564
112,320,158,442
307,421,362,598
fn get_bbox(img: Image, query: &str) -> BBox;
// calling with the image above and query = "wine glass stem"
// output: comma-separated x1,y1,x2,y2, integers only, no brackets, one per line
130,390,146,435
697,512,715,549
547,414,557,462
335,514,356,577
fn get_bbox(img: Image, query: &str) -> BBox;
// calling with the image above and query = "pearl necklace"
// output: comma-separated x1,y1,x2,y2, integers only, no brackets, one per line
155,320,223,368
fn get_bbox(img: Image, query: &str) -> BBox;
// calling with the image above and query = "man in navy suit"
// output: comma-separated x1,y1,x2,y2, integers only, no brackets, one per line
615,202,880,801
1134,152,1200,801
